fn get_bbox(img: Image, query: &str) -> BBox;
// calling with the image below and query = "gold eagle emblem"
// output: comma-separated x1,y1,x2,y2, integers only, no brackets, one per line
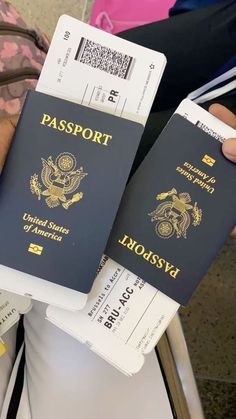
149,188,202,239
30,152,87,209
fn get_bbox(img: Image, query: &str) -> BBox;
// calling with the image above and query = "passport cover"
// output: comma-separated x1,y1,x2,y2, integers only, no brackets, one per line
0,90,143,293
106,114,236,305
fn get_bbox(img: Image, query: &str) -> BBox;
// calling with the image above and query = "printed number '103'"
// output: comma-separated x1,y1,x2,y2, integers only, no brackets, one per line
63,31,70,41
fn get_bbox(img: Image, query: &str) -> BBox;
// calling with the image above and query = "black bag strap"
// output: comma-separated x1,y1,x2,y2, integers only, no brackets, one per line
6,317,25,419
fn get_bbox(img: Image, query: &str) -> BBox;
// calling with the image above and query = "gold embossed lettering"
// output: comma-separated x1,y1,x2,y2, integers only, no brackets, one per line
93,131,103,144
48,117,57,129
150,254,158,265
72,124,83,136
65,122,74,134
170,267,180,279
156,258,164,269
58,120,66,131
118,234,129,246
40,113,51,125
82,128,93,140
127,238,137,251
134,244,145,255
143,250,153,261
102,133,113,146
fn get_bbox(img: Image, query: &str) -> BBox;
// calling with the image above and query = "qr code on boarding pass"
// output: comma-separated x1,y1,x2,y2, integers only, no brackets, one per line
75,37,135,80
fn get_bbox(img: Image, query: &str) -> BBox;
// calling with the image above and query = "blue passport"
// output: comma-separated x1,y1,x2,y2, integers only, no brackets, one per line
106,114,236,305
0,90,143,293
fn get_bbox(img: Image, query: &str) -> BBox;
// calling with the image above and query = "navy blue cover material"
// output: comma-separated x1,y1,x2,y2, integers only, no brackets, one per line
106,114,236,305
170,0,224,15
0,90,143,293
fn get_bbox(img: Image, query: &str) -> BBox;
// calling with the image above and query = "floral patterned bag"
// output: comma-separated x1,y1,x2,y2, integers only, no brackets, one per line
0,0,48,118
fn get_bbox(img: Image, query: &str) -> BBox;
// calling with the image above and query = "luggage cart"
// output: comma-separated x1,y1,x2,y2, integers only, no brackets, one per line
157,314,204,419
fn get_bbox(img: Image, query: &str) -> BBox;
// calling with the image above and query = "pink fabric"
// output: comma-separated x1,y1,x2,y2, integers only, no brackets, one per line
0,0,49,118
89,0,176,34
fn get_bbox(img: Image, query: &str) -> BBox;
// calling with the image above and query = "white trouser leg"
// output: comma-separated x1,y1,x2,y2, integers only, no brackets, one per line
22,301,173,419
0,324,17,414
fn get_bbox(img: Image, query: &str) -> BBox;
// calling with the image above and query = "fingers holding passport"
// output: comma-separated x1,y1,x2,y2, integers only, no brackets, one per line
0,107,235,236
209,104,236,238
0,115,18,170
209,104,236,162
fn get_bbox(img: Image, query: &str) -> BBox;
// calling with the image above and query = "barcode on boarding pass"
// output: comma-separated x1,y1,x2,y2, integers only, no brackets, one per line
75,37,135,80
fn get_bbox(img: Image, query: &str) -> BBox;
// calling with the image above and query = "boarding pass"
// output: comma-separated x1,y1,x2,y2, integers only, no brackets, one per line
47,256,179,375
0,290,32,337
37,15,166,125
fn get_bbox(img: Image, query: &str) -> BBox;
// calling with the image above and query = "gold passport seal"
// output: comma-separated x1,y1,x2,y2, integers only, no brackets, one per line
30,152,87,209
149,188,202,239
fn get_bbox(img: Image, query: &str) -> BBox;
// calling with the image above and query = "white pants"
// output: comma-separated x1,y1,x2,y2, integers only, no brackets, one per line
0,302,173,419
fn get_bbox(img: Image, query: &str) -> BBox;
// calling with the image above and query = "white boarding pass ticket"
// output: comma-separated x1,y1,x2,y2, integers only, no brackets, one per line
0,290,32,336
37,15,166,125
176,99,236,141
47,256,179,374
48,308,145,376
0,264,88,311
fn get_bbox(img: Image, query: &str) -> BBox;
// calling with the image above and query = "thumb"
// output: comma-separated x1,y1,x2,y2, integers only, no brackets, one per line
222,138,236,163
208,104,236,163
0,115,18,170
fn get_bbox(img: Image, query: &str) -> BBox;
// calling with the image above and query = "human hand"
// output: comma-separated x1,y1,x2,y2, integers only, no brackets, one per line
0,108,235,236
0,115,18,170
209,104,236,237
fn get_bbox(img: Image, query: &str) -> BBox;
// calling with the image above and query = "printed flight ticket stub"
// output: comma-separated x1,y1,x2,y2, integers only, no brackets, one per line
47,256,179,375
37,15,166,125
0,290,32,337
175,99,236,141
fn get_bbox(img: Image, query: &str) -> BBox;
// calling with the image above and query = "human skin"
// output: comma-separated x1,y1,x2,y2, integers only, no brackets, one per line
0,106,235,235
209,104,236,237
